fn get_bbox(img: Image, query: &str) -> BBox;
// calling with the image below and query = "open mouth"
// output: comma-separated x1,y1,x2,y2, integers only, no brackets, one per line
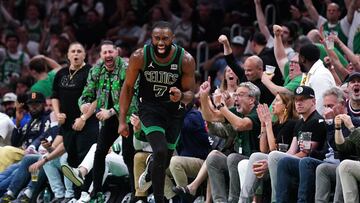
157,47,165,53
74,57,79,62
228,76,234,80
354,87,360,94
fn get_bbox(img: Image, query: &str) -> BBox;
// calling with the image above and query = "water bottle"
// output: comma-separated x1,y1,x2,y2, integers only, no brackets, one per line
43,187,51,203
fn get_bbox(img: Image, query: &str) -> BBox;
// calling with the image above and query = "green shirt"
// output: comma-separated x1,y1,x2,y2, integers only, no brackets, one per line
31,69,57,97
79,56,138,123
229,107,260,157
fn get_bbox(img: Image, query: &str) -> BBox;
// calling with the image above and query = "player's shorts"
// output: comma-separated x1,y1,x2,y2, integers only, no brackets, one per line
138,99,185,150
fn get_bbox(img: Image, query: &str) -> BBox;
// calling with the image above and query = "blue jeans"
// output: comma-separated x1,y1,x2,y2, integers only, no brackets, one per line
298,157,323,203
43,154,74,198
276,157,300,203
0,163,19,196
8,154,41,196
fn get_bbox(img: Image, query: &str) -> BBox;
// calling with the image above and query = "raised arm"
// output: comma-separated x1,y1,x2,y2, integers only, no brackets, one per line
199,77,225,122
333,34,360,72
303,0,320,24
273,25,288,76
346,0,357,24
254,0,271,40
118,48,144,137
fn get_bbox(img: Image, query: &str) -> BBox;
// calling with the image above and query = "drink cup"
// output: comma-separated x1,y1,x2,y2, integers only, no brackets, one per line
278,143,289,152
265,65,276,75
31,170,39,182
253,162,264,178
300,132,312,150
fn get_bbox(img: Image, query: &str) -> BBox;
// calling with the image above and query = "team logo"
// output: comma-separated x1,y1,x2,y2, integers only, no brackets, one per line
170,64,178,70
148,62,154,68
296,87,303,94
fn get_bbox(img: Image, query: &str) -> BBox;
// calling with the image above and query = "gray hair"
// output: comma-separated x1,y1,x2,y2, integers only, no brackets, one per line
239,82,261,103
323,87,346,103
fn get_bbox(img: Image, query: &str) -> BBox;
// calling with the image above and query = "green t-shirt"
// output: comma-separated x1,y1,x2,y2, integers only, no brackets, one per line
31,69,57,97
228,107,260,157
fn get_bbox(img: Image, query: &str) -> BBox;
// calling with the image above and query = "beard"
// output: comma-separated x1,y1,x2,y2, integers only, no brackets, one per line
300,63,308,73
152,43,172,58
30,109,44,119
5,107,15,118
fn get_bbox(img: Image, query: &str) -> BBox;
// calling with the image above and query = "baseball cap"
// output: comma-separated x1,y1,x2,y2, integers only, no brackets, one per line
232,35,246,46
2,92,17,104
26,92,45,104
346,72,360,83
294,86,315,99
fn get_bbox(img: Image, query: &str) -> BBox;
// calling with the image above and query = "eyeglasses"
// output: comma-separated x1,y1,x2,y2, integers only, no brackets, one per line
289,60,299,65
233,93,249,98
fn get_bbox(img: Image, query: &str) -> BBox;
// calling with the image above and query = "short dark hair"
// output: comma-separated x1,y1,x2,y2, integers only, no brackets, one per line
299,43,320,62
251,32,267,46
100,40,116,49
29,58,48,73
5,34,19,43
152,21,173,33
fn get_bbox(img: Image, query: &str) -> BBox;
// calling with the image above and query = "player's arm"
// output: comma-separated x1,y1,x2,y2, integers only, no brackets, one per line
179,51,196,104
119,48,144,134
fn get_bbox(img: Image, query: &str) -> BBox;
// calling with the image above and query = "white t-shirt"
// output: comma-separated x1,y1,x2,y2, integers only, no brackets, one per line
0,112,15,146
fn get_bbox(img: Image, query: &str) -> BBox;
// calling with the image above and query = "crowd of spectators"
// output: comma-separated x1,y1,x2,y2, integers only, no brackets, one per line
0,0,360,203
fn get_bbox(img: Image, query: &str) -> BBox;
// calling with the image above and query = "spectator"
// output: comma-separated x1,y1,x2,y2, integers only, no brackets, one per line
218,34,275,105
29,55,62,98
299,43,335,114
0,112,15,147
267,86,327,202
1,92,16,119
200,81,260,203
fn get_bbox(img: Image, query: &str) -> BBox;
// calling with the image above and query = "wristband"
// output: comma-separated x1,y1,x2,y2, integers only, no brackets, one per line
335,127,341,130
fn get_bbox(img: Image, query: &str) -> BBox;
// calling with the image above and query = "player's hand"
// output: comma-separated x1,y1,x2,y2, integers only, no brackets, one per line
130,114,141,132
169,87,183,103
118,121,129,137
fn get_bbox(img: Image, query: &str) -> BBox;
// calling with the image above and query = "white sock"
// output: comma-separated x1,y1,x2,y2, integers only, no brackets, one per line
24,188,32,198
6,190,14,197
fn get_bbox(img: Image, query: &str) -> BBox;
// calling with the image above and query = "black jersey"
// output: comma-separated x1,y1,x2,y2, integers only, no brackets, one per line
139,44,184,102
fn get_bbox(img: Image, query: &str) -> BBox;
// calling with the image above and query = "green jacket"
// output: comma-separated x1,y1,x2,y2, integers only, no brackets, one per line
79,56,138,123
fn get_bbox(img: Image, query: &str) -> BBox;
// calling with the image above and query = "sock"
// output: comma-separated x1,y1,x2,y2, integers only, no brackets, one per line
6,190,14,197
24,188,32,198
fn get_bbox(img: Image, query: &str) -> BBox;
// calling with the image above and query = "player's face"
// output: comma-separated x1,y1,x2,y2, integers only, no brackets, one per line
151,27,174,58
100,44,118,69
67,44,86,68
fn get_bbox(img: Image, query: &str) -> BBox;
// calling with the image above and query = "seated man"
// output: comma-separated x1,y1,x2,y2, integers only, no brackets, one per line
199,80,261,203
0,92,50,172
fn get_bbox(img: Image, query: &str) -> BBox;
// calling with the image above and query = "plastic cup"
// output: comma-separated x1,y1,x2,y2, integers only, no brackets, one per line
299,132,312,150
253,162,264,178
31,170,39,182
278,143,289,152
265,65,276,75
325,31,338,49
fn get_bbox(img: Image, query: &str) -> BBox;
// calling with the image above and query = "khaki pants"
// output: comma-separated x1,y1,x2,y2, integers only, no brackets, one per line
133,151,176,199
169,156,204,187
0,146,24,172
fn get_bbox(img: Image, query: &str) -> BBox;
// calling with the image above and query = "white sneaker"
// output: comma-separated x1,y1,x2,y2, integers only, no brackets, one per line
61,164,84,187
138,155,152,192
76,192,90,203
121,193,132,203
104,192,111,203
